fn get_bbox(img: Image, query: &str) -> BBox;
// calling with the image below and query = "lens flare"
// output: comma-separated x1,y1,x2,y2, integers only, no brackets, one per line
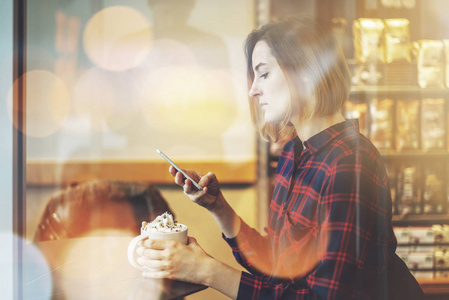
83,6,152,71
6,70,71,138
140,66,237,136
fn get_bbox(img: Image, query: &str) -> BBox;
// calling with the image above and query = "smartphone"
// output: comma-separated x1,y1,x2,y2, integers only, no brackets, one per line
156,149,203,191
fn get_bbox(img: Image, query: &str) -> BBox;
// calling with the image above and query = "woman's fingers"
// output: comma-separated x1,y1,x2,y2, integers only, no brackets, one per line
137,240,175,270
136,246,164,259
174,171,185,186
137,256,169,270
184,178,204,193
187,236,197,245
170,166,204,189
136,240,178,277
173,169,200,191
136,236,209,284
169,166,176,177
171,166,188,186
183,178,192,193
198,172,212,187
168,167,220,210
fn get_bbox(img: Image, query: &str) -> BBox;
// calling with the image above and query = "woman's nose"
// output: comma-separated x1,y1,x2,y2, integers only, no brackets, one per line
249,81,261,98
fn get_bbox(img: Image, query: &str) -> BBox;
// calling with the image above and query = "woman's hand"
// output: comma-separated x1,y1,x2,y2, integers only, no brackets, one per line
136,237,211,284
169,166,222,212
168,165,241,238
137,236,241,299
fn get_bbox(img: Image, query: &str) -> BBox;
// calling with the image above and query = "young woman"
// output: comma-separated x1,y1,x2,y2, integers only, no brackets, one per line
136,15,424,299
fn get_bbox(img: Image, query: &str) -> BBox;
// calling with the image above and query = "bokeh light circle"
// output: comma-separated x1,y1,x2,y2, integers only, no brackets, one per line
6,70,71,138
83,6,152,71
140,65,237,136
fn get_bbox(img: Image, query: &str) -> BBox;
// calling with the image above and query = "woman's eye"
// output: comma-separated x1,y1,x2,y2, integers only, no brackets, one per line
260,73,268,79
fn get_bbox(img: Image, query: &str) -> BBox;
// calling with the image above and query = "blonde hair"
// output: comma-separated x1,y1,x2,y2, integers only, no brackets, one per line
245,14,351,142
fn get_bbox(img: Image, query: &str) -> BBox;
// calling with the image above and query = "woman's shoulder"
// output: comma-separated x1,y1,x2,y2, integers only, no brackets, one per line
327,131,383,168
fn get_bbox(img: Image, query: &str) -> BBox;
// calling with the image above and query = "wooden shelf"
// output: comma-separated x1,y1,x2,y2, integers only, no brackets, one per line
378,150,449,167
393,215,449,226
397,243,449,247
26,159,257,186
418,278,449,295
380,150,449,156
351,85,449,95
410,269,449,272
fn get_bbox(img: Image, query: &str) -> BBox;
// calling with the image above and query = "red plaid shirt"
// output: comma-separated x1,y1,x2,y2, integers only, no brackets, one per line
224,119,398,299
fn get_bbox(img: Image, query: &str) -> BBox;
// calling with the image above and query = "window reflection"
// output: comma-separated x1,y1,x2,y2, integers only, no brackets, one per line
23,2,256,299
26,0,252,162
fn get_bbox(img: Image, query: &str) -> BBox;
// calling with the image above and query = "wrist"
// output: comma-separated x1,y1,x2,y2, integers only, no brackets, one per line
202,257,241,299
210,200,241,239
207,191,227,214
201,256,219,287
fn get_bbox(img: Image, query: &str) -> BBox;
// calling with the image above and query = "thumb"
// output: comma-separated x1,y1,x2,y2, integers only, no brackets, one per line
187,236,209,255
187,236,198,245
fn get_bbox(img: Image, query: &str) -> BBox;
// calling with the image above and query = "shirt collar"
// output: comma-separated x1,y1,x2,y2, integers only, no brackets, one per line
303,119,359,154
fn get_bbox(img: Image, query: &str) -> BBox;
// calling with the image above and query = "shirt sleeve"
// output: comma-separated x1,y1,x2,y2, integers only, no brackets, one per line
228,152,392,299
223,219,273,276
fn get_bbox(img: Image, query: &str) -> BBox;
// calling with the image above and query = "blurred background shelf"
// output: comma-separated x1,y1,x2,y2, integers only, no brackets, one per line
393,214,449,226
351,85,449,97
418,279,449,295
267,1,449,298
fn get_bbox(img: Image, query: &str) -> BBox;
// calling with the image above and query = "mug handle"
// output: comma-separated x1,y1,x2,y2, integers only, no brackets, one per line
127,235,147,271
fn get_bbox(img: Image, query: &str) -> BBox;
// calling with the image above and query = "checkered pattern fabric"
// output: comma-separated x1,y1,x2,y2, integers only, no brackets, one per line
225,119,397,299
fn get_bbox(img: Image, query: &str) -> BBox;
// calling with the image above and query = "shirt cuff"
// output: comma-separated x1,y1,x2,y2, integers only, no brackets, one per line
222,218,252,250
236,271,265,300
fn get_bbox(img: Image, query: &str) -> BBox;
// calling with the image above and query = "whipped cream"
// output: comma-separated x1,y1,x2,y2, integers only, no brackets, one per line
141,212,186,233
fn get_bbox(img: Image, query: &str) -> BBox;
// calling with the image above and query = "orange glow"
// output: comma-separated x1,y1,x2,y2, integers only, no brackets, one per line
7,70,71,137
58,234,134,299
83,6,152,71
140,66,237,136
243,226,326,279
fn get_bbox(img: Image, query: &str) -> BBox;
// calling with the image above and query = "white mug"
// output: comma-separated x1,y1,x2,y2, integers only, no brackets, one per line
127,226,188,272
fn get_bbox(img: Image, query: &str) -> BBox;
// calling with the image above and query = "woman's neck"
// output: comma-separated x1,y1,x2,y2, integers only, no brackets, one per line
292,112,345,142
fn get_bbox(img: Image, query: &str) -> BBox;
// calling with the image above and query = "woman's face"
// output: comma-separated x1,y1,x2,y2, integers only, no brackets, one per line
249,40,294,124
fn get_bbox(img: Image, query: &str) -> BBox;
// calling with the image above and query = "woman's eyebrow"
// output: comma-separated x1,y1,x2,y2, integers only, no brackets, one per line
254,62,267,72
